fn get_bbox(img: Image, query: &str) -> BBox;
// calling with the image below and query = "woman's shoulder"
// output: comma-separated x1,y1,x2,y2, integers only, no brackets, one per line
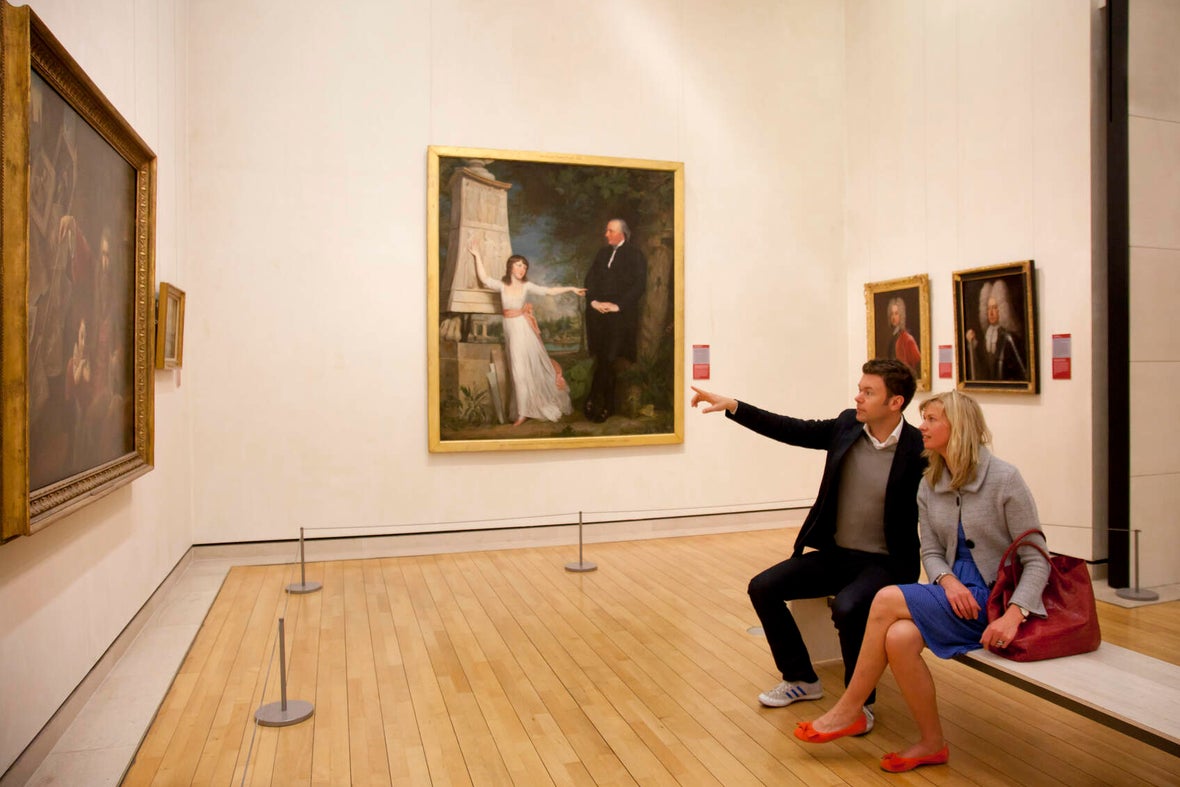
917,476,954,502
975,449,1029,492
981,450,1021,479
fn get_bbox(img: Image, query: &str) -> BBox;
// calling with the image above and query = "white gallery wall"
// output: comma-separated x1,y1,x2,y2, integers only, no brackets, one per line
0,0,192,773
183,0,851,544
842,0,1100,561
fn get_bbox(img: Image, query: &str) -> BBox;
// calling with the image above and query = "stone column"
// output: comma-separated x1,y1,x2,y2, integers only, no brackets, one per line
438,160,513,425
441,160,512,313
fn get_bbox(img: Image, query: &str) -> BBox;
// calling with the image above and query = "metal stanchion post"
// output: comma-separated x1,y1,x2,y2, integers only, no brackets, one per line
565,511,597,572
255,618,314,726
1116,528,1159,601
286,527,322,594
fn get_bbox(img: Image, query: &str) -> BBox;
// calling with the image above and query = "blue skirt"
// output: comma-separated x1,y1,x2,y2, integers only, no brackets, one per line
900,523,990,658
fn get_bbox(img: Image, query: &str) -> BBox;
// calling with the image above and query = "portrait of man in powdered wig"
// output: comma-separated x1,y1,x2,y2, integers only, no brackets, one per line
965,278,1028,382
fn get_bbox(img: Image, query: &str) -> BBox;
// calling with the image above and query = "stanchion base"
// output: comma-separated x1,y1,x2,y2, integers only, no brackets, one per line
565,561,597,573
286,581,322,594
1116,587,1160,602
747,626,764,636
255,699,314,727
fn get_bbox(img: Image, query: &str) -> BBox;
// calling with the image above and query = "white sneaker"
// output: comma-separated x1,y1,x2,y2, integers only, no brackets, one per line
859,705,874,735
758,679,823,707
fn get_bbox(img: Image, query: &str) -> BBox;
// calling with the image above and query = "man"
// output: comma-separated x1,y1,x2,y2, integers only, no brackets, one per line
690,359,924,719
583,218,646,422
965,280,1027,381
887,296,920,378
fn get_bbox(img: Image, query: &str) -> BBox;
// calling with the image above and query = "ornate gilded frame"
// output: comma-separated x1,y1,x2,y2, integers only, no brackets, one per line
427,146,684,452
1,1,155,539
864,274,932,391
953,260,1039,394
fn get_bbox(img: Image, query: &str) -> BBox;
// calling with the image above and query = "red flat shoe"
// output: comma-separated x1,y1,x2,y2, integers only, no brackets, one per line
793,710,868,744
880,745,949,772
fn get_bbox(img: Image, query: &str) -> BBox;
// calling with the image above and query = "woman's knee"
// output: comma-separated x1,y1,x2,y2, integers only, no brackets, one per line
884,619,925,657
868,586,906,616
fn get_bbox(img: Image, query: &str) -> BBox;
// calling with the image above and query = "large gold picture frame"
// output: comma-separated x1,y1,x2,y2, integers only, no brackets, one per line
953,260,1039,394
1,1,155,540
864,274,931,392
427,146,683,453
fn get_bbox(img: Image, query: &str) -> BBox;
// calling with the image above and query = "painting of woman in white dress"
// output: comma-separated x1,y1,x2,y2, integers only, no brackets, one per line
469,240,586,426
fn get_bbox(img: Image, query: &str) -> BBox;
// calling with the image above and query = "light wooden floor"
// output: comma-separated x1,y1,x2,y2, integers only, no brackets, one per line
123,529,1180,785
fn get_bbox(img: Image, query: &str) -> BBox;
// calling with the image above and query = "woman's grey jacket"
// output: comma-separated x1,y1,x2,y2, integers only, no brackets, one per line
917,447,1050,617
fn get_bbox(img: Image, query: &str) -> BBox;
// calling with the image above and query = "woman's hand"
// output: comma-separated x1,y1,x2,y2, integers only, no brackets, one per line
690,386,738,414
939,574,980,620
981,606,1023,651
467,238,481,258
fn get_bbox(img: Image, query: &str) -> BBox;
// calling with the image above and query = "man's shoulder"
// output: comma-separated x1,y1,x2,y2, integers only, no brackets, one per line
830,410,859,427
591,245,613,263
831,409,862,432
619,242,646,263
897,419,925,455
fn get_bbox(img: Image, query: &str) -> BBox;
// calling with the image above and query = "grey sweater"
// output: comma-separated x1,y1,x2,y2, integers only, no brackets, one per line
917,447,1050,616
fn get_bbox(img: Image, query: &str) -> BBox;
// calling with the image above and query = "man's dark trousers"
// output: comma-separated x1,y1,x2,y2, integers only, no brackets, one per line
749,547,895,706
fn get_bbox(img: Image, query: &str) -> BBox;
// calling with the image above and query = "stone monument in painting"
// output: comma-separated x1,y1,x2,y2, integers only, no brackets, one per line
438,160,513,425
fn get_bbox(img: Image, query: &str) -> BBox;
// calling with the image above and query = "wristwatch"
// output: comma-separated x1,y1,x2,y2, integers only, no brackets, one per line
1011,603,1030,622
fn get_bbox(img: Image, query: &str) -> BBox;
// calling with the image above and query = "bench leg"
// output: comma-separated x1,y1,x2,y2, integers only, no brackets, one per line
787,596,842,664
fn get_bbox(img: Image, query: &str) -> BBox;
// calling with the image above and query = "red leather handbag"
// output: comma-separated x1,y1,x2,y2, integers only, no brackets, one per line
986,529,1102,662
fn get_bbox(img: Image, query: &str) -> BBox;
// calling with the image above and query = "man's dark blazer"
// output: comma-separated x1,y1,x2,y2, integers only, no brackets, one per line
727,405,925,583
583,241,647,362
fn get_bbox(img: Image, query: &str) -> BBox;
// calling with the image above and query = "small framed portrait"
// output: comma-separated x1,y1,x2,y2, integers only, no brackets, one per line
155,282,185,369
865,274,931,391
953,260,1039,394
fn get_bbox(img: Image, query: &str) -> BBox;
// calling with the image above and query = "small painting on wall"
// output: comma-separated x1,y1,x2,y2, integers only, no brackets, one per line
865,274,931,391
155,282,185,369
953,260,1039,394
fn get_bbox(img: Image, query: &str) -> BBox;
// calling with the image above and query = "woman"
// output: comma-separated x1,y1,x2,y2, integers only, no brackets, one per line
793,390,1050,773
469,240,585,425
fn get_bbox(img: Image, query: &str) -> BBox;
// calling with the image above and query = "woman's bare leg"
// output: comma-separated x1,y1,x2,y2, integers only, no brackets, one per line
884,620,945,757
808,586,913,731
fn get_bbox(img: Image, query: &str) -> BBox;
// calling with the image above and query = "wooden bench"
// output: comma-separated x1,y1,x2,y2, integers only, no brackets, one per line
786,597,1180,755
956,644,1180,756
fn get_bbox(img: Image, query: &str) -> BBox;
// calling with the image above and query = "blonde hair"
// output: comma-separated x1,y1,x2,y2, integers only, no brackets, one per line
920,391,991,490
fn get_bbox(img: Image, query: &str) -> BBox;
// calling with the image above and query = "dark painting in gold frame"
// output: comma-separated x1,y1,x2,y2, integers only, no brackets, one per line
864,274,931,392
1,1,155,540
953,260,1039,394
427,146,684,453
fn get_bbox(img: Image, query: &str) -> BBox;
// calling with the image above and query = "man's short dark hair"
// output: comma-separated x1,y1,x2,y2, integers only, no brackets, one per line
863,358,917,411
